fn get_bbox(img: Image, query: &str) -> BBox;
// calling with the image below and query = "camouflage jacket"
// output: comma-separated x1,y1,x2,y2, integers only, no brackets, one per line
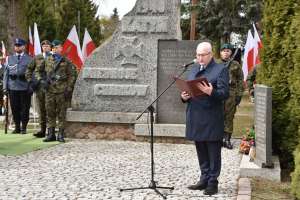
25,54,46,85
36,54,76,94
220,60,244,97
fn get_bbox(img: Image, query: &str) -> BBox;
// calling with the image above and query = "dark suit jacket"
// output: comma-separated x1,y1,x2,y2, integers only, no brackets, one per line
185,59,229,141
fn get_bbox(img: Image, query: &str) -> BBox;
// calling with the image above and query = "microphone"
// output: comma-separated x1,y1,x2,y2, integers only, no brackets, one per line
183,59,197,68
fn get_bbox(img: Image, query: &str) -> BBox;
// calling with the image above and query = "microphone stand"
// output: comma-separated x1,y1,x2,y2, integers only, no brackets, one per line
120,62,192,199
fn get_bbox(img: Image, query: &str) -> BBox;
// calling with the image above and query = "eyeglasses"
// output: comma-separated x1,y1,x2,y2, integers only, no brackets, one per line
196,52,211,57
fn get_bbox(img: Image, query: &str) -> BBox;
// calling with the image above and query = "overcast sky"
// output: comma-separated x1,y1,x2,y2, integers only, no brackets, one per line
93,0,137,18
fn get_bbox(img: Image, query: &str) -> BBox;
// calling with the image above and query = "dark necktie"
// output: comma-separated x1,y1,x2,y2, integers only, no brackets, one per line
17,55,21,61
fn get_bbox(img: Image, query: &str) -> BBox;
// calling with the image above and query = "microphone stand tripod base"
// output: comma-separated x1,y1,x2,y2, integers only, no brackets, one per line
120,180,174,199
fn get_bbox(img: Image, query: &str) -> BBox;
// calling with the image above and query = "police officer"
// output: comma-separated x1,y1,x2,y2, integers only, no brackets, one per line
26,40,52,137
219,43,244,149
36,40,75,142
3,38,33,134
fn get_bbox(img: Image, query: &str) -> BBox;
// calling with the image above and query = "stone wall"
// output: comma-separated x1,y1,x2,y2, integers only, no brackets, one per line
65,122,191,144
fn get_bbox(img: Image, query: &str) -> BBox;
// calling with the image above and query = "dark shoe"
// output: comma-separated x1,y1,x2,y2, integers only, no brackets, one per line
12,123,21,134
204,185,218,195
43,127,56,142
33,125,46,138
57,128,65,143
33,131,46,138
187,181,207,190
11,129,21,134
20,129,27,134
224,140,233,149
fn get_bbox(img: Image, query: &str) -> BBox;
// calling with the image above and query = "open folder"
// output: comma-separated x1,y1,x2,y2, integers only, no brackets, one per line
174,76,209,97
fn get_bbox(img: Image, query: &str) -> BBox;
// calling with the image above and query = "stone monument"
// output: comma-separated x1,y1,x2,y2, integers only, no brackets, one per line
254,85,273,168
239,85,281,181
66,0,182,139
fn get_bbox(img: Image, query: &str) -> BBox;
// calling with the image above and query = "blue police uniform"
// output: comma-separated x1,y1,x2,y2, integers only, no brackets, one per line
183,58,229,191
3,38,33,134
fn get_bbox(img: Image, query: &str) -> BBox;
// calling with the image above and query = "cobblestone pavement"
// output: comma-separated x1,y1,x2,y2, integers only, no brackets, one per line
0,140,241,200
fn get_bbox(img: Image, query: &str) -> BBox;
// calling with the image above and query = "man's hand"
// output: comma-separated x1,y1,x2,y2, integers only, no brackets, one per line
181,91,191,101
197,81,213,96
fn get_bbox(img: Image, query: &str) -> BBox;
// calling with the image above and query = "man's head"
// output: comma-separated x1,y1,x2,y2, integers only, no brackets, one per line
220,43,233,61
51,39,63,54
14,38,26,54
41,40,52,53
196,42,213,66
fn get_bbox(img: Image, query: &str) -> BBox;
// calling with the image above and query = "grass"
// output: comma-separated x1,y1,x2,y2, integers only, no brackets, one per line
251,178,294,200
0,131,59,156
233,92,254,138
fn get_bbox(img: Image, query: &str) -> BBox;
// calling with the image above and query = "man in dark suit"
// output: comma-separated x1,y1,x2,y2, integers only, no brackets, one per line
181,41,229,195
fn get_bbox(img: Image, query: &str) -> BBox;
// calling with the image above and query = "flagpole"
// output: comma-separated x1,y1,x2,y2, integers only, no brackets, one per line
78,10,81,40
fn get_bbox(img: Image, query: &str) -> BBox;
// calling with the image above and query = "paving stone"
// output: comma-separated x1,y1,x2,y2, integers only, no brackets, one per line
0,140,241,199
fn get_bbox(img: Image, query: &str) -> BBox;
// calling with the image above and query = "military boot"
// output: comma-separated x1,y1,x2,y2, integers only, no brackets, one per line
57,128,65,143
43,127,56,142
33,124,46,138
12,123,21,134
224,132,233,149
21,122,28,134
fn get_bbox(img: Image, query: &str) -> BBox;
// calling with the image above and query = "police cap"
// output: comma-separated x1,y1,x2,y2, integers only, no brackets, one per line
14,38,26,46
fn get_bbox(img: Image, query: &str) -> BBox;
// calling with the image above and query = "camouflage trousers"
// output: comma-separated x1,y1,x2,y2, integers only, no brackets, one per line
224,95,237,133
36,89,46,127
46,92,67,129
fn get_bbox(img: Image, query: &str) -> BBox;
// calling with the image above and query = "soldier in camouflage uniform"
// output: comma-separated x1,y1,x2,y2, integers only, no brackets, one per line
26,40,52,137
36,40,76,142
219,44,244,149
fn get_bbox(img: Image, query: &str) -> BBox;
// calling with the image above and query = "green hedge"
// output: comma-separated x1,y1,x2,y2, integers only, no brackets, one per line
259,0,299,168
292,145,300,198
259,0,300,197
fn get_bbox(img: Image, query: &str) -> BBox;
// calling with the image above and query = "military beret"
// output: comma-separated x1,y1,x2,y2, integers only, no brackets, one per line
41,40,51,46
52,39,63,47
220,43,234,51
14,38,26,46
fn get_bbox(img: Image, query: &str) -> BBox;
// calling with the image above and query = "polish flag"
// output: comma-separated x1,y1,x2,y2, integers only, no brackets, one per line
63,25,83,70
1,41,7,64
28,26,34,57
33,23,42,56
242,30,255,80
82,28,96,61
253,23,263,65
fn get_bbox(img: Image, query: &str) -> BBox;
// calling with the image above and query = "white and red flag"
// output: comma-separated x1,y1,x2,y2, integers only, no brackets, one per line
33,22,42,56
1,41,7,64
253,23,263,65
63,25,83,70
28,26,34,57
82,28,96,62
242,30,255,80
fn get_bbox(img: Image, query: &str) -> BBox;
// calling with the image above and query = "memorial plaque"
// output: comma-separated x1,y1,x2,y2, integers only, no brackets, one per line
157,40,199,123
254,85,273,168
69,0,182,116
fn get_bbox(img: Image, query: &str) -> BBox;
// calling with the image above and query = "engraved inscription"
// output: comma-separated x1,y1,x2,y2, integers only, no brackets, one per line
115,36,144,65
136,0,165,14
82,68,138,80
254,86,272,167
94,84,149,96
122,17,168,33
